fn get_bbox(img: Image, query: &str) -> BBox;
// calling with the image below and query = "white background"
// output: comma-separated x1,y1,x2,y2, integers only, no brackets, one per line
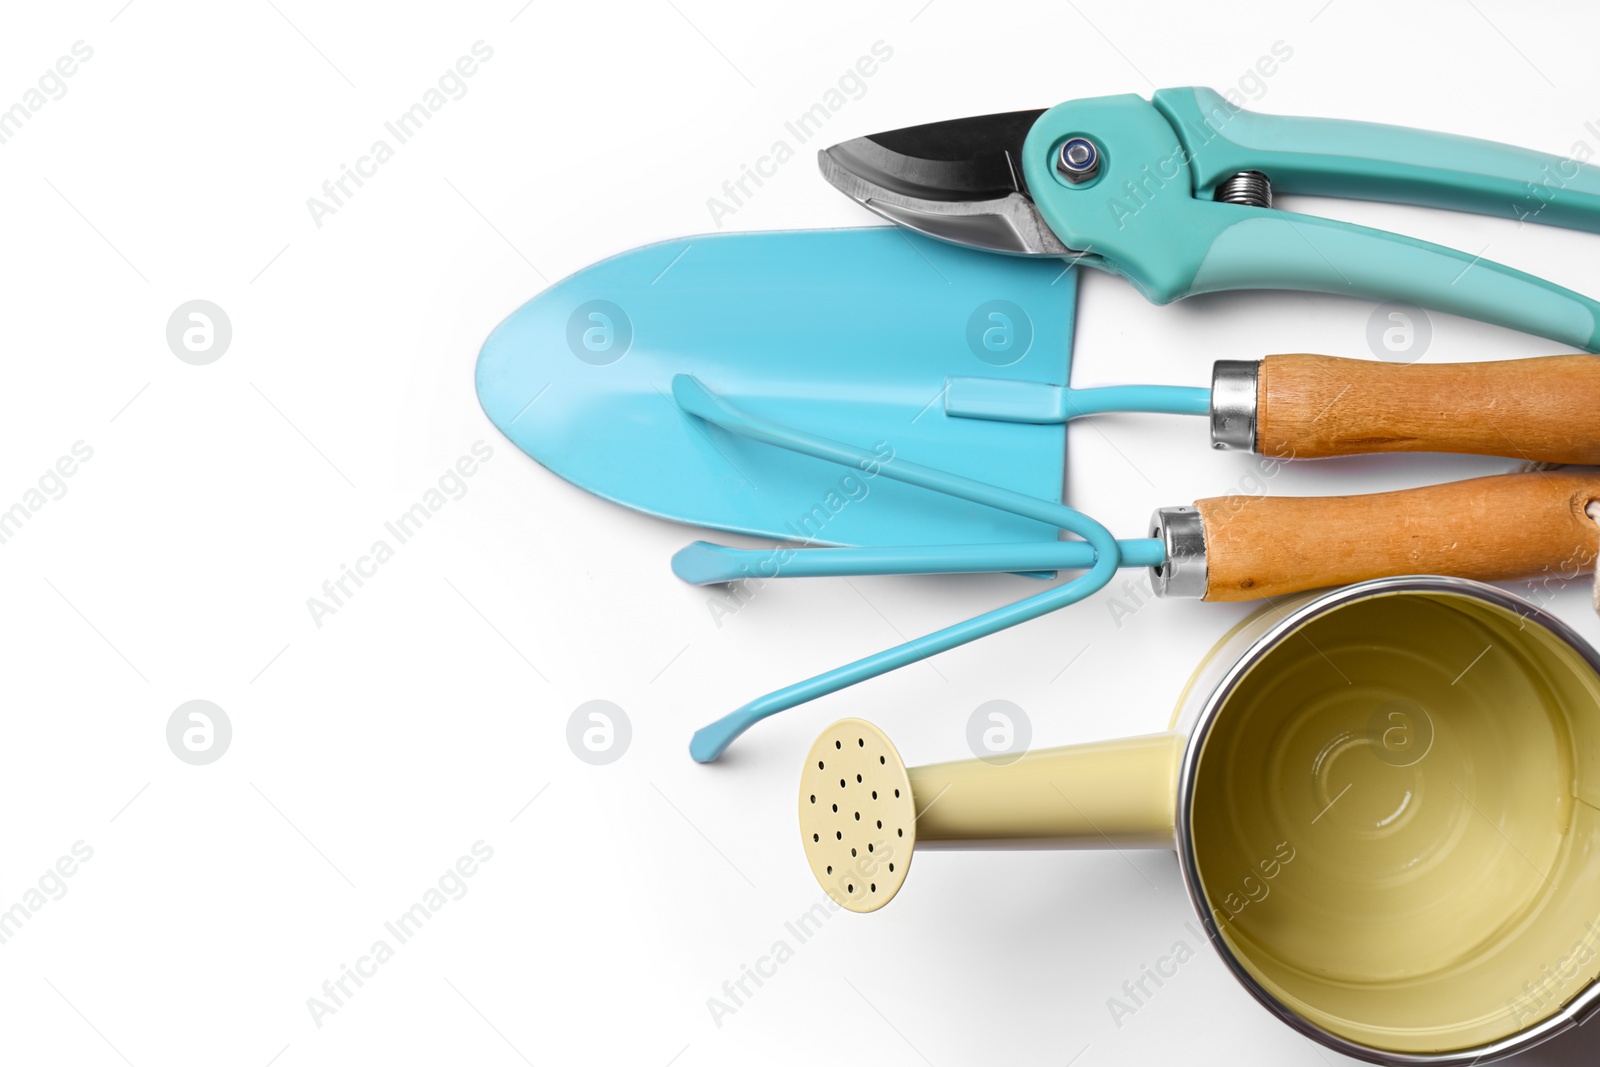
3,1,1599,1064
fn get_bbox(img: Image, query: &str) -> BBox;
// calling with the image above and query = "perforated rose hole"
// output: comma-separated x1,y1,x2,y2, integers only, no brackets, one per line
798,718,916,913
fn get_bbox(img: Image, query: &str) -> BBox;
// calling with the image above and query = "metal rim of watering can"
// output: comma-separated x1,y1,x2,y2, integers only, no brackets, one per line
1169,575,1600,1066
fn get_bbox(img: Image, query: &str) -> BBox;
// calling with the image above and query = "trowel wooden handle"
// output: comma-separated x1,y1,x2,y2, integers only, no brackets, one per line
1251,354,1600,463
1193,471,1600,602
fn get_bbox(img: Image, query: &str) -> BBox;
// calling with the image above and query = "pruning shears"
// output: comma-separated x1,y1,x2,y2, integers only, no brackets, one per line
819,86,1600,350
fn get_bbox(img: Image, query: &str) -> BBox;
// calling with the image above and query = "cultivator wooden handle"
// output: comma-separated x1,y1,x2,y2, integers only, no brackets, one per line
1225,353,1600,464
1180,470,1600,601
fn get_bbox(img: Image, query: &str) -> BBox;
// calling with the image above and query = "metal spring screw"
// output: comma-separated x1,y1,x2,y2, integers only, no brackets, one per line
1216,170,1272,209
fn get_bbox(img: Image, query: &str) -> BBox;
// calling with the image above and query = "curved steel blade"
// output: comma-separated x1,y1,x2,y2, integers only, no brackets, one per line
818,110,1070,256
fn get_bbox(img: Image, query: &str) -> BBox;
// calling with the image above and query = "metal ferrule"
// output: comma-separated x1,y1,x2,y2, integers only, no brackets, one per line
1209,360,1259,452
1149,505,1207,599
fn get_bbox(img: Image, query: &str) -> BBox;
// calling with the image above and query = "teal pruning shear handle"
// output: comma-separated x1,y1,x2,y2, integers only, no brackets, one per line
820,87,1600,350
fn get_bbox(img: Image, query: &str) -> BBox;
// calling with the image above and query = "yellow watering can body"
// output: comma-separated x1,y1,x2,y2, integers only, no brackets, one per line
800,577,1600,1064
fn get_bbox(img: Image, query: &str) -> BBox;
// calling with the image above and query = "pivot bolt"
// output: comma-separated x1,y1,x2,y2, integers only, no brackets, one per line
1056,137,1099,183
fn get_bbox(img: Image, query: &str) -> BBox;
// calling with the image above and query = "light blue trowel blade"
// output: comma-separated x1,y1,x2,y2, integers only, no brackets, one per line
475,227,1077,547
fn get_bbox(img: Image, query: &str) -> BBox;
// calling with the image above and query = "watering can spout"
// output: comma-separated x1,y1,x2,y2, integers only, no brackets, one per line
909,732,1185,849
799,718,1184,912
